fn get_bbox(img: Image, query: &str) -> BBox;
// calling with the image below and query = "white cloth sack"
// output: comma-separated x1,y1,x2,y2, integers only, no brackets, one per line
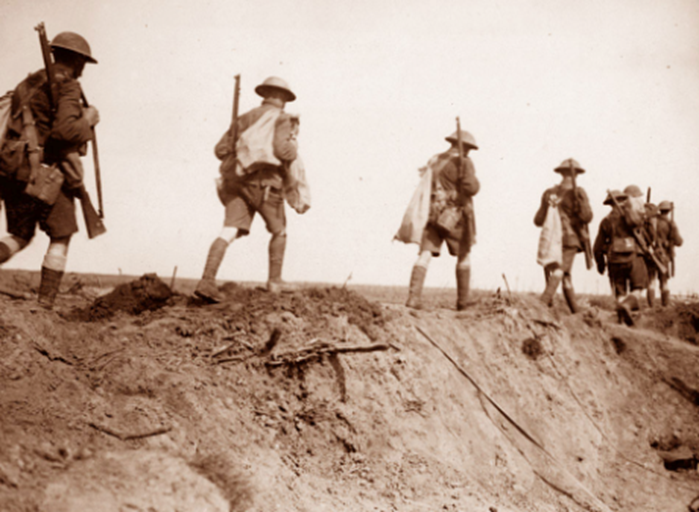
394,165,433,245
537,204,563,267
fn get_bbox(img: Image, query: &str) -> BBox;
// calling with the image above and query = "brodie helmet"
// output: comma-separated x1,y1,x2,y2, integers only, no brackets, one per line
445,129,478,150
50,31,97,64
603,189,627,205
658,200,673,212
554,158,585,174
623,184,643,198
255,76,296,102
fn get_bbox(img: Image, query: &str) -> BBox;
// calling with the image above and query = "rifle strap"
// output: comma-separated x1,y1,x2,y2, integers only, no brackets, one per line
20,104,43,177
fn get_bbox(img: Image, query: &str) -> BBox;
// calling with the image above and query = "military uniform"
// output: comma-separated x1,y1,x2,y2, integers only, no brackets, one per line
405,128,479,311
534,158,593,313
195,77,302,302
655,200,683,305
0,64,92,241
0,31,98,309
593,190,648,325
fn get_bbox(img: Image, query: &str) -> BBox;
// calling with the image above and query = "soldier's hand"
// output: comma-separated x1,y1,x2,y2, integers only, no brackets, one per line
83,106,100,127
597,260,606,275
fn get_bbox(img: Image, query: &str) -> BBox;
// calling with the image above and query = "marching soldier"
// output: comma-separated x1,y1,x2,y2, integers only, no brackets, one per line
195,76,309,302
656,200,683,306
400,127,479,311
534,158,593,313
593,190,648,326
0,30,100,309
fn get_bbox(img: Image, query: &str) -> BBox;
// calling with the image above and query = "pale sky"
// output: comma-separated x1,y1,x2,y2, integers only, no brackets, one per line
1,0,698,295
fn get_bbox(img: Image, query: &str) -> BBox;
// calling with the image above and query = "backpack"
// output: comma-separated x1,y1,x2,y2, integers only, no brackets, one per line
0,72,46,181
0,73,64,204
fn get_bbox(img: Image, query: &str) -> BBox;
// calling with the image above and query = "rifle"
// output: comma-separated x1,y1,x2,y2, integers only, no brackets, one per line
646,187,651,204
35,22,105,239
606,189,667,274
570,160,593,270
670,202,676,277
230,74,241,159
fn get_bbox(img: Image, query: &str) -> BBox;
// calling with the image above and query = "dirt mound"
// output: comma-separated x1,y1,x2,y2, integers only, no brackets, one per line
72,273,173,321
0,279,698,512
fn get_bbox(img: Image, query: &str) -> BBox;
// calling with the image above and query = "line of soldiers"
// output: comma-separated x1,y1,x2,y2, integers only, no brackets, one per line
528,159,682,325
593,186,682,325
0,28,686,318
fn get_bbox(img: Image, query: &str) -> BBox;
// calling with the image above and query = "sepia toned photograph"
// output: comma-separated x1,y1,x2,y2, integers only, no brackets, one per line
0,1,698,510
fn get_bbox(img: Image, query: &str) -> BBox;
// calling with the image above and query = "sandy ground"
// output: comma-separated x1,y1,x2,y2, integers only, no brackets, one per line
0,272,698,512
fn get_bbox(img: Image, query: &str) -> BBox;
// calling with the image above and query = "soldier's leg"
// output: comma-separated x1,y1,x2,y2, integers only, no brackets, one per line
406,250,431,309
560,248,579,313
38,237,70,309
659,272,670,306
196,192,253,302
646,262,657,307
617,256,648,327
407,225,441,309
541,265,563,307
258,187,289,293
455,252,471,312
0,235,29,264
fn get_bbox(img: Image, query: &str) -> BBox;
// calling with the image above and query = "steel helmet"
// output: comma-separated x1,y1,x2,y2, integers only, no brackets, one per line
255,77,296,102
623,184,643,198
603,189,627,205
50,32,97,64
554,158,585,174
658,200,672,212
445,129,478,150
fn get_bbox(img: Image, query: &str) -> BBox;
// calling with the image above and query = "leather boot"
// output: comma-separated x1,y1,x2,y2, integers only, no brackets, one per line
267,232,293,293
617,294,639,327
195,238,227,303
540,271,563,307
661,290,670,307
562,277,580,314
38,267,63,310
406,265,426,309
647,289,656,308
456,266,471,311
0,242,11,264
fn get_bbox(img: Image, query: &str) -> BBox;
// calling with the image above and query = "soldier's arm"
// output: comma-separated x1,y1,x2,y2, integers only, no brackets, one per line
671,221,684,247
533,190,549,227
214,125,233,161
592,218,610,273
574,187,593,224
49,79,93,145
273,113,298,162
459,157,480,197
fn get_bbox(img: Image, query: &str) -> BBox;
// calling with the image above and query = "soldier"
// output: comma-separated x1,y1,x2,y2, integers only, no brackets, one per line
0,31,100,309
593,190,648,326
403,128,479,311
656,200,683,306
534,158,593,313
195,77,306,302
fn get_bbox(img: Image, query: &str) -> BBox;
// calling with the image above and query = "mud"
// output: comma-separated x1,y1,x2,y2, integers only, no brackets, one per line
0,275,698,512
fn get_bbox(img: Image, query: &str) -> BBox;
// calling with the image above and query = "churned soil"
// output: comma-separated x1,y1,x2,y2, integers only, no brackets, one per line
0,272,698,512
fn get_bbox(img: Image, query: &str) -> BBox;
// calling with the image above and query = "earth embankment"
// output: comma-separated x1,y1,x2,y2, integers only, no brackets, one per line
0,275,697,511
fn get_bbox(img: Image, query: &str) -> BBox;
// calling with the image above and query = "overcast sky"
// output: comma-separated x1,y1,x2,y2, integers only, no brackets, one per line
1,0,698,296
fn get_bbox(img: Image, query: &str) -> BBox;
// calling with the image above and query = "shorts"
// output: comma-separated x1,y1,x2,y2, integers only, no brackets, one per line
608,255,648,297
420,221,469,258
224,181,286,236
543,246,577,275
0,177,78,241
